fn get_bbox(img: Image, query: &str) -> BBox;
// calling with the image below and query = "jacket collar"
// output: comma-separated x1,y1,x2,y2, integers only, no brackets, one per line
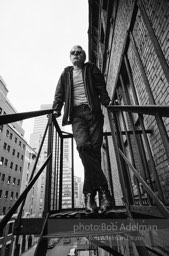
64,62,90,72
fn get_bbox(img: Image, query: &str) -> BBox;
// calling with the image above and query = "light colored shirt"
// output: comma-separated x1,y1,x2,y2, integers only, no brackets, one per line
73,68,88,106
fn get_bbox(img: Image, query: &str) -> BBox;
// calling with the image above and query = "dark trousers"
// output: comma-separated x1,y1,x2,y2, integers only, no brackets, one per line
72,105,107,194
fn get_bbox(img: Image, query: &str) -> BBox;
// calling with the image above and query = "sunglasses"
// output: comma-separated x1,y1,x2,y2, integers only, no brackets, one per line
70,50,82,56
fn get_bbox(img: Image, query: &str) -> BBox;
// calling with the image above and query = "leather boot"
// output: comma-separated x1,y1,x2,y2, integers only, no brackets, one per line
84,192,98,213
99,184,114,212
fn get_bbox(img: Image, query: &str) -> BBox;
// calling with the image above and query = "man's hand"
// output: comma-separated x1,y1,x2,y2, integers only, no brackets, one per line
53,110,61,118
108,100,113,106
104,100,113,107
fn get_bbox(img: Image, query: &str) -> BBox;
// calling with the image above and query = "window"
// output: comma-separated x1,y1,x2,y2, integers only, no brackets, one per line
10,162,13,169
1,174,5,182
2,207,6,215
19,167,22,173
15,192,18,200
8,223,13,234
5,191,8,198
23,144,25,150
7,145,10,152
0,157,4,165
12,149,15,156
0,190,2,199
3,142,7,150
7,176,11,184
12,178,16,185
17,179,20,186
10,192,14,200
4,159,8,167
0,125,3,132
17,152,20,158
10,133,13,140
6,130,9,137
15,137,17,144
21,155,23,161
15,164,18,171
19,141,21,146
12,177,16,185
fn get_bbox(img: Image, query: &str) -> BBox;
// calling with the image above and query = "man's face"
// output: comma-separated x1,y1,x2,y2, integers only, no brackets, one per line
70,46,85,67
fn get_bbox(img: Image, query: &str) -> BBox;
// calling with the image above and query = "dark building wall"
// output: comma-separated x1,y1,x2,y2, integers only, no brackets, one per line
128,0,169,203
98,0,137,206
106,0,135,94
89,0,169,253
100,0,169,203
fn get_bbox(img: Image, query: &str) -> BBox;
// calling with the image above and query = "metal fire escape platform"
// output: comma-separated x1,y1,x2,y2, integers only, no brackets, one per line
13,206,169,256
14,208,128,237
1,106,169,256
14,205,169,238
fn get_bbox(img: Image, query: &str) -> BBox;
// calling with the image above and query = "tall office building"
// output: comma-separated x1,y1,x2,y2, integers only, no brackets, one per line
29,104,51,214
29,104,51,156
0,76,26,216
29,104,72,210
0,77,51,256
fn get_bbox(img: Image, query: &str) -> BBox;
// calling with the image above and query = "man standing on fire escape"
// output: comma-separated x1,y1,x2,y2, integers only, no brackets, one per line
52,45,113,213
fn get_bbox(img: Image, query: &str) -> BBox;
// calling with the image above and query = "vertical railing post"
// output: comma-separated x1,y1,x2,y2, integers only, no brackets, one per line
52,130,57,210
104,135,115,205
43,114,53,215
55,136,60,210
119,75,153,204
116,89,143,204
107,110,133,207
59,137,63,210
120,74,148,180
71,137,75,209
124,54,165,203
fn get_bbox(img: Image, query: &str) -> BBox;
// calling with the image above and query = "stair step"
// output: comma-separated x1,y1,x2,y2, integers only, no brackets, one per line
49,208,127,219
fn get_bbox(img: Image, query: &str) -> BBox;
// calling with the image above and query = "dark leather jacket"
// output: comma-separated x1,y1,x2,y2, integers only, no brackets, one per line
52,62,110,126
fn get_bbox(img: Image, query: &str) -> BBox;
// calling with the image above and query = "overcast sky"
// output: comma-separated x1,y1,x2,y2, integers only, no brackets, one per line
0,0,88,141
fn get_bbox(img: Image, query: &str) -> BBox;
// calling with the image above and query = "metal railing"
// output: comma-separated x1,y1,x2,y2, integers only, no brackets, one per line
0,109,74,256
0,109,52,232
107,104,169,218
0,104,169,256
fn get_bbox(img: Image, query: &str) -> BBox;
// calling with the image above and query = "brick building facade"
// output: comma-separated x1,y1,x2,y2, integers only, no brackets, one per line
89,0,169,254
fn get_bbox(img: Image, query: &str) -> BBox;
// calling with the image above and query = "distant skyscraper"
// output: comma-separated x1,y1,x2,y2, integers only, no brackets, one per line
29,104,72,210
29,104,51,155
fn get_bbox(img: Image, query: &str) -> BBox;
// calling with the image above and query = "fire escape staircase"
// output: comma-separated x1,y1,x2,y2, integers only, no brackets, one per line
0,105,169,256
